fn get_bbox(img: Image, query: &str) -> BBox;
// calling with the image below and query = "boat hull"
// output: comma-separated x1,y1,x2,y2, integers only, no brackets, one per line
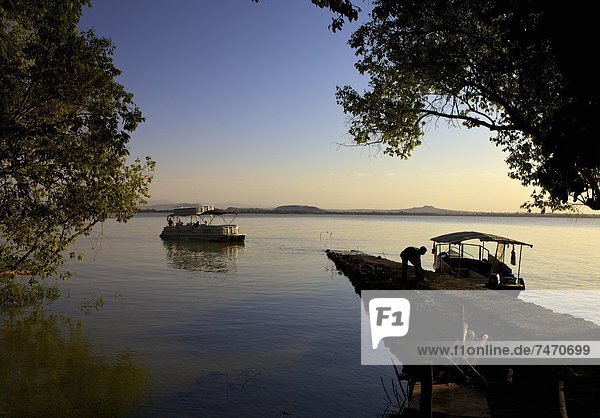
160,226,245,243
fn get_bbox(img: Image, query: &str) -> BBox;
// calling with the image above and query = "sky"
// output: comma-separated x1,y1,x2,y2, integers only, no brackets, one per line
79,0,534,212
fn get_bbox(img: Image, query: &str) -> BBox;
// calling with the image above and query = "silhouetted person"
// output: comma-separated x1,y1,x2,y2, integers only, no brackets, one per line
400,246,428,282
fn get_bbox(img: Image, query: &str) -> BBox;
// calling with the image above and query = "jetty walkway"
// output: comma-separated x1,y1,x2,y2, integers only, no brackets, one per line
326,249,600,418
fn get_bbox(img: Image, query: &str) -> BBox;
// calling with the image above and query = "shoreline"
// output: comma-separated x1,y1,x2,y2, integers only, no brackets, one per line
138,208,600,219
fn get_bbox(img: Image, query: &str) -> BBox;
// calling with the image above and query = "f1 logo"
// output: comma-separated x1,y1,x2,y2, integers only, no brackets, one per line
369,298,411,349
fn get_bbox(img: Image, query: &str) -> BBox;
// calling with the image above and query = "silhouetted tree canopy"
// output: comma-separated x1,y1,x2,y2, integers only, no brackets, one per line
330,0,598,211
1,0,154,292
252,0,360,32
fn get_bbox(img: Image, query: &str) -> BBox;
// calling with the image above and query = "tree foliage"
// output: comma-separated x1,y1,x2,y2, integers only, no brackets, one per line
1,0,154,293
334,0,599,211
252,0,360,32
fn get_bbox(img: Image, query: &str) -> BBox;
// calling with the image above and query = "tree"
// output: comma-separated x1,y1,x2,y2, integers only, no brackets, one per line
251,0,360,32
0,0,16,56
334,0,599,211
1,0,154,300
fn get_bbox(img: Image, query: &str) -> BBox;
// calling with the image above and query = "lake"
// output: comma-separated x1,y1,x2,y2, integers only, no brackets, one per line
2,213,600,416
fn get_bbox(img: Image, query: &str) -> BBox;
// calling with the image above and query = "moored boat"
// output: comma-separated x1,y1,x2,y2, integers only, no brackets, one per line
159,205,245,243
430,231,532,290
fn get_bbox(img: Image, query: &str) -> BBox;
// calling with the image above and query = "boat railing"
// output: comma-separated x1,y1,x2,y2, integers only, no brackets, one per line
434,243,498,278
434,243,491,262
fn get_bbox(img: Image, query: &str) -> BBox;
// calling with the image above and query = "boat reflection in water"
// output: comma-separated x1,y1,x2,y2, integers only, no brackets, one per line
162,240,245,273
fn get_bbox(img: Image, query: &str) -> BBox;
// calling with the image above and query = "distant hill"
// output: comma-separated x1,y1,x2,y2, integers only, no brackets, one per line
227,204,468,215
138,203,199,212
137,203,598,218
393,205,472,215
272,205,325,214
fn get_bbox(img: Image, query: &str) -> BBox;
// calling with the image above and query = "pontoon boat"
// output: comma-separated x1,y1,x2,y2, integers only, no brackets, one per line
160,205,246,243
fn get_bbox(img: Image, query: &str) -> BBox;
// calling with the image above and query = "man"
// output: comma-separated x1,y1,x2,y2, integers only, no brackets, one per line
400,246,428,282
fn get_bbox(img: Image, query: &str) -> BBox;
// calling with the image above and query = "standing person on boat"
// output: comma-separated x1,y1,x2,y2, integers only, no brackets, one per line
400,246,428,282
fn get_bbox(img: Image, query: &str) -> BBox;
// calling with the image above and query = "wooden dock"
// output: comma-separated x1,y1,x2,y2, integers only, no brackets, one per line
409,382,490,417
325,249,481,291
326,249,600,418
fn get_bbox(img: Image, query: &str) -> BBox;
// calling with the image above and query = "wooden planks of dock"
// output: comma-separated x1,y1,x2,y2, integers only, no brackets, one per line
409,382,490,418
325,249,600,418
325,249,481,292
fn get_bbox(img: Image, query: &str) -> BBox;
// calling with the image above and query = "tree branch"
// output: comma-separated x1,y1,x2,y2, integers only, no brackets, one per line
418,108,516,132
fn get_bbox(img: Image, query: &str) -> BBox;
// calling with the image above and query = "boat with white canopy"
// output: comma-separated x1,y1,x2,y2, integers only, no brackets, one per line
160,205,245,243
430,231,533,290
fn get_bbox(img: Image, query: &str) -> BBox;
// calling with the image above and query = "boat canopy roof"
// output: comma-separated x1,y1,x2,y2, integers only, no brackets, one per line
168,208,238,217
171,205,215,216
169,207,238,216
430,231,533,247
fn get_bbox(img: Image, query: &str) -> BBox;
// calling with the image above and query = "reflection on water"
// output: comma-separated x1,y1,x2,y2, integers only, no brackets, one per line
0,310,150,417
162,240,244,272
8,214,598,416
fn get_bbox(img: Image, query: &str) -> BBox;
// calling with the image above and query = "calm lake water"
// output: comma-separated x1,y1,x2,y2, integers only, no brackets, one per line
2,213,600,416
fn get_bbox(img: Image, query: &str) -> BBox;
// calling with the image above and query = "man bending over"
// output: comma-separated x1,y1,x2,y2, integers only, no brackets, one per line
400,246,428,282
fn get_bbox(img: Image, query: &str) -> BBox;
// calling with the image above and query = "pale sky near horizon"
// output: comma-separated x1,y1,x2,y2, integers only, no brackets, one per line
80,0,535,212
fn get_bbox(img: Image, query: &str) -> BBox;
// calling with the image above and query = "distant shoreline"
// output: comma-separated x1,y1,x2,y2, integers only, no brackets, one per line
138,207,600,219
